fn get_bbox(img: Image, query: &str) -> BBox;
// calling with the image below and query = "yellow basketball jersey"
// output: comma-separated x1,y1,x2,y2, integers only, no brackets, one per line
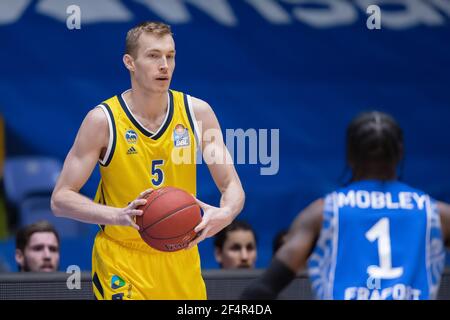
94,89,199,243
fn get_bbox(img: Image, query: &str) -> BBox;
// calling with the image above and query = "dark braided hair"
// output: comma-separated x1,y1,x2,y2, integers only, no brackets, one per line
346,111,403,181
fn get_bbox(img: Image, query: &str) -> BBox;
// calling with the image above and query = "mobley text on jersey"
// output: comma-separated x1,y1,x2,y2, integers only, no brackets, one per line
336,191,428,210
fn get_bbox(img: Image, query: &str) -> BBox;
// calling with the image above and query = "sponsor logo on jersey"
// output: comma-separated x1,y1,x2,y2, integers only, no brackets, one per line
127,146,137,155
111,275,126,290
125,129,138,144
173,124,190,148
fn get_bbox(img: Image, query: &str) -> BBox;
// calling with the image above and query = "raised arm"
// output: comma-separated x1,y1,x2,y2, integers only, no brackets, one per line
187,97,245,247
241,198,323,299
51,107,148,230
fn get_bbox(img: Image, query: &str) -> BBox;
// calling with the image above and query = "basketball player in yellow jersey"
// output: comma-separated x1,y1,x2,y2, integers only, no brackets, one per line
50,21,245,300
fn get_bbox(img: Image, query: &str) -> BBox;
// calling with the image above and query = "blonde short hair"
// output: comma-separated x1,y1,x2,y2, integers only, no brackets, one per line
125,21,173,57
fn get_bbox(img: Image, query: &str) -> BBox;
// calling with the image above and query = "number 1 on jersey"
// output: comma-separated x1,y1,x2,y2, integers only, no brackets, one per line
365,217,404,279
151,160,164,187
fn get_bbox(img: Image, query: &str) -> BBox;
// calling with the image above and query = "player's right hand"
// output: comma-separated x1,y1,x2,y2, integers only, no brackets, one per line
113,189,153,230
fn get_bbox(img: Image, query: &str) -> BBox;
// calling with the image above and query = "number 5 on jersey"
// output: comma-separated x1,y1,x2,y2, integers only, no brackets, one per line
151,160,164,187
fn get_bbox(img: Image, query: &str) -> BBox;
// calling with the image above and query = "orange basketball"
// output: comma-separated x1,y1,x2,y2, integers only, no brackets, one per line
136,186,202,252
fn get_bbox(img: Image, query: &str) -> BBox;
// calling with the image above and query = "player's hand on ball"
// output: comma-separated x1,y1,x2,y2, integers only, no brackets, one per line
114,188,153,230
187,198,233,249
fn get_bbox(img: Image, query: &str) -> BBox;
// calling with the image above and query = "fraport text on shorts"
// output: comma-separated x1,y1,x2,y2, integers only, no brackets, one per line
177,304,272,317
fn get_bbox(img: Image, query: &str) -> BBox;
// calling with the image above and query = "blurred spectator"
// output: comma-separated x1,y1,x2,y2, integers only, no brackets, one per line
272,229,288,255
15,220,60,272
214,220,257,269
0,257,10,272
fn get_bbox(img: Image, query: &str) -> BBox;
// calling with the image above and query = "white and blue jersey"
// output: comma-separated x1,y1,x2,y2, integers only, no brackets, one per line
308,180,445,300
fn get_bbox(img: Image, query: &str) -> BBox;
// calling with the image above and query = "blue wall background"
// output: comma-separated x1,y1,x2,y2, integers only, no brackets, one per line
0,0,449,271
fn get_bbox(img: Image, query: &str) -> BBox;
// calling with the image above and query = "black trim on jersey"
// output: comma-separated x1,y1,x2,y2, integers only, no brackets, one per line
92,272,104,298
100,184,106,232
151,90,174,140
117,90,174,140
99,103,116,167
100,184,106,205
183,94,199,147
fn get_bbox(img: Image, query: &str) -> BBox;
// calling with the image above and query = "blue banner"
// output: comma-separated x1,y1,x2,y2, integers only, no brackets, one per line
0,0,449,269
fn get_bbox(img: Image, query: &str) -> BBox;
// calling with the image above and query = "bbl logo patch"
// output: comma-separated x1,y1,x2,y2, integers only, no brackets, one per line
111,275,126,290
125,129,138,144
173,124,190,148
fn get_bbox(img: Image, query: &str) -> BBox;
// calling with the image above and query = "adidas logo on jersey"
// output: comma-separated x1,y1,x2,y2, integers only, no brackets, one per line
127,146,137,155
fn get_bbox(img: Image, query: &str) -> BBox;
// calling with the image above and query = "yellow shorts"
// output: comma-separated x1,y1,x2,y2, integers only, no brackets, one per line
91,231,207,300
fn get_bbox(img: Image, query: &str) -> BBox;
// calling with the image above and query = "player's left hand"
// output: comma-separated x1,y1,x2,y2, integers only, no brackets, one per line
186,198,233,249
